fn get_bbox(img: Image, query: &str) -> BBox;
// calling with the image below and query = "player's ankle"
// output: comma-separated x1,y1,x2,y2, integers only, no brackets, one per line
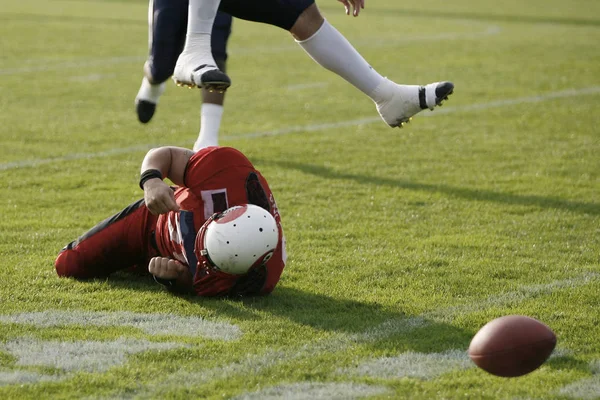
368,78,395,104
136,78,165,103
182,34,213,58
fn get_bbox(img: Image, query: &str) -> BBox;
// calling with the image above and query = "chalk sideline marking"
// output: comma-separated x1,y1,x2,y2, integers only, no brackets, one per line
344,349,473,380
1,86,599,172
0,310,242,340
232,382,392,400
119,272,599,398
0,56,144,76
286,82,329,91
68,73,116,82
3,337,184,372
0,370,61,387
558,360,600,400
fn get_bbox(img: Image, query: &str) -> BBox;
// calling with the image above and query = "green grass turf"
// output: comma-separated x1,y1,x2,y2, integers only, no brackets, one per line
1,0,599,398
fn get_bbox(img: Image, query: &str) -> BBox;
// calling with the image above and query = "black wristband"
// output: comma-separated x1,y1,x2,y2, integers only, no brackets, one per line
139,169,163,190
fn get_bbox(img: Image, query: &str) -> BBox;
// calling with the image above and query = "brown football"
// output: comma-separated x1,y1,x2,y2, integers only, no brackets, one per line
468,315,557,377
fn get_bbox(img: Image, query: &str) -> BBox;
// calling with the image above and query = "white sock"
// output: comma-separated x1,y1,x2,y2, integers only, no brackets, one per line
135,77,166,104
193,103,224,151
296,20,386,101
182,0,221,65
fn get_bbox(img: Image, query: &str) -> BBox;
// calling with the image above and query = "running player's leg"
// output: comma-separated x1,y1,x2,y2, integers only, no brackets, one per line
55,199,158,279
135,0,188,123
219,0,453,128
173,0,231,91
211,11,232,74
194,11,233,151
291,3,453,128
136,0,231,143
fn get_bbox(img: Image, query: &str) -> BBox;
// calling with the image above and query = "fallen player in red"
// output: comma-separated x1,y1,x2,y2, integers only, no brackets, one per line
55,146,286,297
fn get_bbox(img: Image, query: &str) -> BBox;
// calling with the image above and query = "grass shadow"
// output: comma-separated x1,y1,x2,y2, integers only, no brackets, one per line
256,158,600,215
546,353,594,374
104,275,471,346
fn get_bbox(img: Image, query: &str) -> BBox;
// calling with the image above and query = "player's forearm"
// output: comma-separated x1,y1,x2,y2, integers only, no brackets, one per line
140,147,193,186
140,147,173,182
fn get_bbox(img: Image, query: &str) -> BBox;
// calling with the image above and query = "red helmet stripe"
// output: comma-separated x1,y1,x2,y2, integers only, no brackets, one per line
215,204,247,224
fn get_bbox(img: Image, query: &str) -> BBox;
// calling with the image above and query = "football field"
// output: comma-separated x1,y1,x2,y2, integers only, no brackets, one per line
1,0,599,398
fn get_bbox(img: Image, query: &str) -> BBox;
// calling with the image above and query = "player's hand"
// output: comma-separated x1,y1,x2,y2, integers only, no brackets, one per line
148,257,187,279
337,0,364,16
143,179,180,215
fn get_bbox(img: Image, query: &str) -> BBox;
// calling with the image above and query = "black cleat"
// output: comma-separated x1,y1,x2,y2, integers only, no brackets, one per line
434,81,454,105
199,68,231,93
136,100,156,124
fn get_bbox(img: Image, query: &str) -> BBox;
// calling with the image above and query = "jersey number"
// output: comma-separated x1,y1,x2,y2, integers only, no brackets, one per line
201,189,229,219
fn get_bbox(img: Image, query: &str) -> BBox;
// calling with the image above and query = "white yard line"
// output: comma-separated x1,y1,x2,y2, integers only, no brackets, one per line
1,86,599,172
286,82,329,91
233,382,392,400
3,338,184,373
230,25,501,55
344,349,473,380
0,25,500,76
0,56,145,76
0,144,156,171
558,360,600,400
0,310,241,340
68,73,116,82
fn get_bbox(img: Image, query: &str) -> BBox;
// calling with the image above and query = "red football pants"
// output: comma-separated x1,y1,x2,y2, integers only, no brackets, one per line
55,199,159,279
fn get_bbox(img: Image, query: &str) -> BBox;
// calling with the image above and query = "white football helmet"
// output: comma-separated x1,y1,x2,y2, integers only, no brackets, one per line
195,204,279,275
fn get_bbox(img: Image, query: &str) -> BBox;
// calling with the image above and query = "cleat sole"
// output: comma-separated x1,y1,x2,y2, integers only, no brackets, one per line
173,80,230,93
203,82,231,93
174,80,197,89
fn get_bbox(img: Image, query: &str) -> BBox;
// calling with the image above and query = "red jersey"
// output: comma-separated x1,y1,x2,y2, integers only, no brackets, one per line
154,147,286,296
